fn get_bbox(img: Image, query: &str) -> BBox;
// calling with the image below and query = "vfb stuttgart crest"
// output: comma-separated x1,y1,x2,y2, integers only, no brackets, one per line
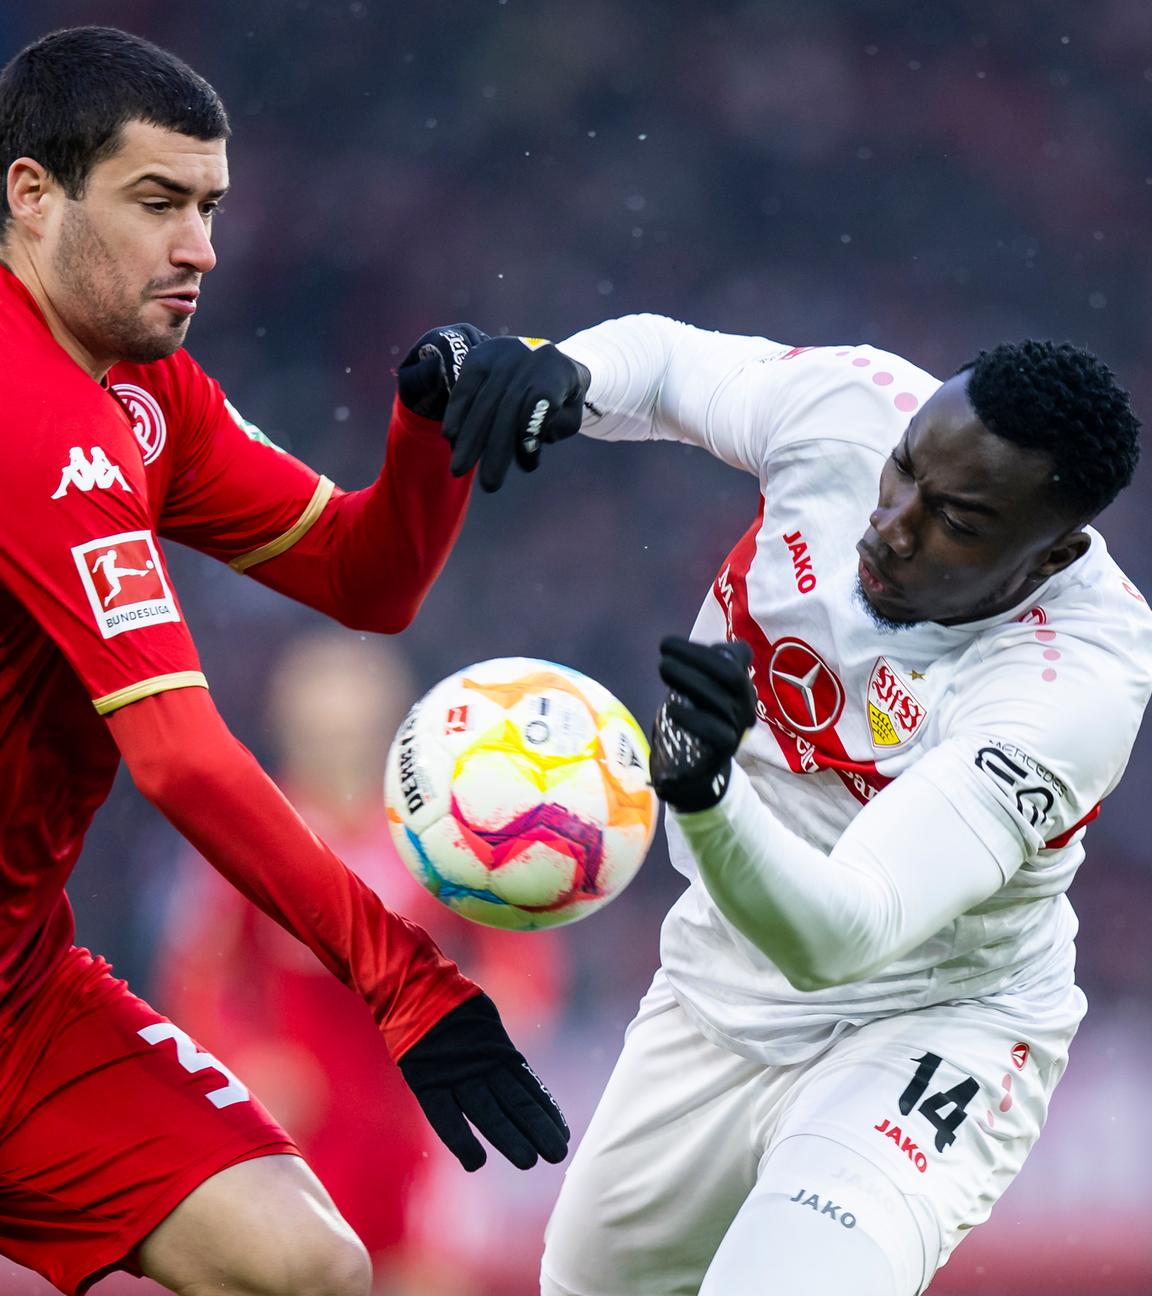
867,657,926,748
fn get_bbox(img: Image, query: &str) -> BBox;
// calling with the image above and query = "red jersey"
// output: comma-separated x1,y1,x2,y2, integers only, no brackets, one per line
0,266,473,1040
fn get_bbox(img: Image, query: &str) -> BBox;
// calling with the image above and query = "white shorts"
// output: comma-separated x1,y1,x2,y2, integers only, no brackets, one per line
542,972,1082,1296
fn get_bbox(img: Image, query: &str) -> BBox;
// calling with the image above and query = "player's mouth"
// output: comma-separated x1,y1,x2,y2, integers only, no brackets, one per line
152,288,200,317
856,544,902,598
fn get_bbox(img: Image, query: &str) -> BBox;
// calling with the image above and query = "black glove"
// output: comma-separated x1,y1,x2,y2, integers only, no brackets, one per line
441,336,590,492
398,993,569,1172
650,637,757,813
396,323,490,420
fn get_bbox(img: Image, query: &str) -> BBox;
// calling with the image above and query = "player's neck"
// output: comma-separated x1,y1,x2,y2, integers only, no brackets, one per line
1,244,114,383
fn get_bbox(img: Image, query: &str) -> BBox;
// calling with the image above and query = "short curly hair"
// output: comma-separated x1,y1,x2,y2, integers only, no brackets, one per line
957,340,1140,520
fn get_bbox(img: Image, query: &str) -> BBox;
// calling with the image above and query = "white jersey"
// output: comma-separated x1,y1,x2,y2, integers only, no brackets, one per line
560,315,1152,1064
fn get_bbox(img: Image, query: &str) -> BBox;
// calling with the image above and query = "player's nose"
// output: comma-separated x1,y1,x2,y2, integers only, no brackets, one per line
172,213,217,274
868,498,918,559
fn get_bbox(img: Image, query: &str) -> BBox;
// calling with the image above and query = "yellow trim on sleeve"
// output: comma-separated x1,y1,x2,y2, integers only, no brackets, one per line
93,671,209,716
229,476,336,573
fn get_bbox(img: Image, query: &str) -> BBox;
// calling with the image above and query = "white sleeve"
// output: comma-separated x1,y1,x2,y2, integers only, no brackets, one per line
673,755,1016,991
557,314,789,475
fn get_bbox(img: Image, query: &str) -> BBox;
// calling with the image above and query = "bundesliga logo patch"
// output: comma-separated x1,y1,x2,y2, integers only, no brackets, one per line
72,530,180,639
866,657,926,748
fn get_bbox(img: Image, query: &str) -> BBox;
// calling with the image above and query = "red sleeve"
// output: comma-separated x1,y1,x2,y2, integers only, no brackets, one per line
156,352,472,631
0,367,203,712
108,686,480,1058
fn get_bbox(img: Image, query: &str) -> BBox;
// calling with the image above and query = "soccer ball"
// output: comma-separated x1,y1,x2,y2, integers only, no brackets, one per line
385,657,659,930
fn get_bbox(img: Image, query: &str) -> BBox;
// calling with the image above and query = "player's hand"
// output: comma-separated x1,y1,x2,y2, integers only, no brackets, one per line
650,637,757,813
396,323,490,421
442,337,590,492
397,993,569,1172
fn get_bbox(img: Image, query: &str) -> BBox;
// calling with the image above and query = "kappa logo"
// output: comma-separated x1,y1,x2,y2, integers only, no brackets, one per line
781,530,817,594
51,446,131,500
111,383,167,465
866,657,926,748
71,531,180,639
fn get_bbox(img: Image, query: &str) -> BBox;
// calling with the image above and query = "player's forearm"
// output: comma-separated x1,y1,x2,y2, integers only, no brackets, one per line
108,686,479,1056
250,397,472,632
674,765,1005,990
557,314,773,461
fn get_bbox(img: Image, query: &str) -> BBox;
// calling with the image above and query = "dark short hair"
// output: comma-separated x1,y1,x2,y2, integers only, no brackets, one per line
958,340,1141,520
0,26,229,231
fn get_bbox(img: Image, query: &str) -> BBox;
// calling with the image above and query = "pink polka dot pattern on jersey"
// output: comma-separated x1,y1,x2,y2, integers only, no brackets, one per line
1034,626,1060,681
835,348,922,413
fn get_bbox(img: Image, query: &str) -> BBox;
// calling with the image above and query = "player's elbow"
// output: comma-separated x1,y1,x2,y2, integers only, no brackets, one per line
332,597,419,635
126,741,218,809
774,944,879,993
782,963,862,993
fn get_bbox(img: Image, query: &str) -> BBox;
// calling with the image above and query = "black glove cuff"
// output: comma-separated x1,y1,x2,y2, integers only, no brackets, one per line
398,993,518,1087
649,695,735,813
396,323,489,420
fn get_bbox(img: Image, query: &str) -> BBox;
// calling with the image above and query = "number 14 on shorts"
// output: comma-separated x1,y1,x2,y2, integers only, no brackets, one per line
873,1051,980,1172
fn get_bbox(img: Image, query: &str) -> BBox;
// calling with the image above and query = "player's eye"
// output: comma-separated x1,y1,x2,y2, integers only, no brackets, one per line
891,449,912,477
940,510,978,538
142,199,172,213
201,202,223,218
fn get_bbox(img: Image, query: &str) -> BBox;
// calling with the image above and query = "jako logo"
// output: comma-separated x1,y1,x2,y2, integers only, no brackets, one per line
872,1118,928,1173
782,530,816,594
52,446,131,500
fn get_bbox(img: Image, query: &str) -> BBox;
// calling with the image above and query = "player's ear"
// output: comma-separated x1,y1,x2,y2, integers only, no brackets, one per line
1031,528,1090,582
5,157,57,237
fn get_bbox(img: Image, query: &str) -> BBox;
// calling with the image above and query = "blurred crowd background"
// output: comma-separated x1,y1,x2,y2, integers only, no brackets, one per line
3,1,1151,1292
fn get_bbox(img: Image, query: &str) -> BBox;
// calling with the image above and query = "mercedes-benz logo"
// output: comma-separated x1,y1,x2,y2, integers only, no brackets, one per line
767,639,845,733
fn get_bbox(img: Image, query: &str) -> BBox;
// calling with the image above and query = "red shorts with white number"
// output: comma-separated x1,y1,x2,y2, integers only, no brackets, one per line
0,946,298,1295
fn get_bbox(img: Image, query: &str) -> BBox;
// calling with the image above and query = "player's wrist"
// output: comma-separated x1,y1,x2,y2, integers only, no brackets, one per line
396,323,490,421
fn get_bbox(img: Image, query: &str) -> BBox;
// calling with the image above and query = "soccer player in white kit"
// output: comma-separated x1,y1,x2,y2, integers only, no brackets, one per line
439,317,1151,1294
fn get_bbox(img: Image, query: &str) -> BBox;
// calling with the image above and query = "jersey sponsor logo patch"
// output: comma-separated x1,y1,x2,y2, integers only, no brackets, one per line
51,446,131,500
1011,1042,1030,1070
111,382,167,465
767,639,845,734
72,530,179,638
866,657,926,748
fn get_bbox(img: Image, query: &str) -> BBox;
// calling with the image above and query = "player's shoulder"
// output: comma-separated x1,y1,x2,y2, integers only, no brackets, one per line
751,342,941,457
962,531,1152,719
0,278,102,416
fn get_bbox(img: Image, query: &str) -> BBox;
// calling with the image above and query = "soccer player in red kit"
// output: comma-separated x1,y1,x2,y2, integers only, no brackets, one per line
0,26,578,1296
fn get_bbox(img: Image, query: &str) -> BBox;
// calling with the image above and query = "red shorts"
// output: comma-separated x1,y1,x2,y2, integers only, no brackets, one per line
0,947,298,1295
